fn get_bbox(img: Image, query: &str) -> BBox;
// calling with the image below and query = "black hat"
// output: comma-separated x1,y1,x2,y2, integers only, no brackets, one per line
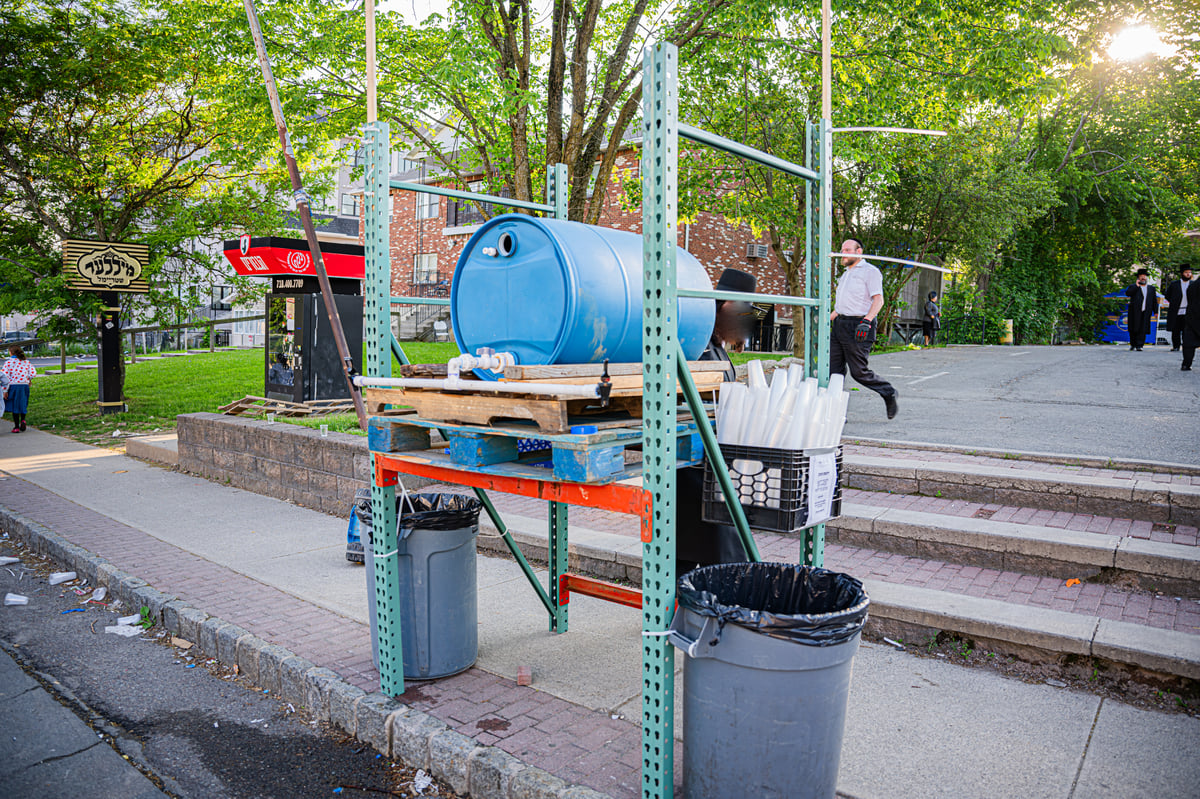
1183,264,1195,275
927,290,938,300
716,268,756,294
1136,268,1149,276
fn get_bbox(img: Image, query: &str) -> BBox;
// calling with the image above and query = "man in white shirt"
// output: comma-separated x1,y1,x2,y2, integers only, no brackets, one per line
1165,264,1193,352
829,239,898,419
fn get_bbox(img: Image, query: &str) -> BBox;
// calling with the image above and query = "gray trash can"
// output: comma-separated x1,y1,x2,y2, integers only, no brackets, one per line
668,562,869,799
358,491,483,680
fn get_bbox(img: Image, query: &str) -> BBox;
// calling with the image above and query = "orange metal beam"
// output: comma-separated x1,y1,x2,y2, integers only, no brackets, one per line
558,573,643,609
374,453,652,519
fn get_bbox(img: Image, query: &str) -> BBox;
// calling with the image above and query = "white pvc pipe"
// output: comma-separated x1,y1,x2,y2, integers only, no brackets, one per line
353,375,600,398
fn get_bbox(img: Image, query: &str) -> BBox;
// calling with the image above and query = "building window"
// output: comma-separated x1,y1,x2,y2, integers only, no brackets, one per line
416,193,440,220
413,253,438,285
340,193,361,217
446,181,502,228
211,285,234,312
352,147,366,168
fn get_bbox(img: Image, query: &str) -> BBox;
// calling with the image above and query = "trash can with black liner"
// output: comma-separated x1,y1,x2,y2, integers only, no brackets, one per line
358,491,483,680
668,562,869,799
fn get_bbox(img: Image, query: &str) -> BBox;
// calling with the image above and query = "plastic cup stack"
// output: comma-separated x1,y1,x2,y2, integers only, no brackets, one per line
716,363,849,450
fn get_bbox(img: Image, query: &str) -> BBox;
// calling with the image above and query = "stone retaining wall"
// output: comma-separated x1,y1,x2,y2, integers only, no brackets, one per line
176,412,434,518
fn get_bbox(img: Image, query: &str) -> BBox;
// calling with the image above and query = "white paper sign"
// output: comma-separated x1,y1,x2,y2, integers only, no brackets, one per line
806,451,838,526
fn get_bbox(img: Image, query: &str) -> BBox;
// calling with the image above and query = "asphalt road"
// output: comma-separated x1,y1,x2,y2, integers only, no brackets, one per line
0,539,452,799
839,343,1200,465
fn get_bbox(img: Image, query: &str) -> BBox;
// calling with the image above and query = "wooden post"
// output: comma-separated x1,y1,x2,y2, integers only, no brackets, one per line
60,340,67,374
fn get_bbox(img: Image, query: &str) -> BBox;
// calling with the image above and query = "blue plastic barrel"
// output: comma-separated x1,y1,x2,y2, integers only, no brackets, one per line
451,215,716,376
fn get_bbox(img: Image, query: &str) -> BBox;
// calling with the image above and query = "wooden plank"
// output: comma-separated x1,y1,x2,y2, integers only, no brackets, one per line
501,360,728,380
401,390,571,433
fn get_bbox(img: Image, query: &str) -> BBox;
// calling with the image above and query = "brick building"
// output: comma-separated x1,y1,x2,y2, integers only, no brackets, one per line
380,148,797,348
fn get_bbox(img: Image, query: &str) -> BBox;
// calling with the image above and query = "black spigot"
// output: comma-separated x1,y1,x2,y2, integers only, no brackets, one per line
598,359,612,407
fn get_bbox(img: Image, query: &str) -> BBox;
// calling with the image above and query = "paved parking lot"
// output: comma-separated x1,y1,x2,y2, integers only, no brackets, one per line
841,344,1198,464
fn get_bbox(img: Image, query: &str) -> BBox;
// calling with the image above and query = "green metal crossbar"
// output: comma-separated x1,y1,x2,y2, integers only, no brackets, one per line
389,296,451,306
677,287,819,306
679,122,821,182
674,341,760,562
389,179,554,214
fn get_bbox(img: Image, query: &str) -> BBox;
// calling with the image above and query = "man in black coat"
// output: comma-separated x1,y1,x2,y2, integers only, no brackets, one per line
1123,268,1158,351
1182,277,1200,372
1164,264,1194,352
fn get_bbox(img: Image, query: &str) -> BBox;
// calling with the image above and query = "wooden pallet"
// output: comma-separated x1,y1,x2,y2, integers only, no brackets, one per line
363,361,725,434
368,415,707,484
218,395,357,418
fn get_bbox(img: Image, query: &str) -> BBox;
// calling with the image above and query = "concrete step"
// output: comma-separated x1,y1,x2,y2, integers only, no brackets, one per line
841,443,1200,526
826,499,1200,599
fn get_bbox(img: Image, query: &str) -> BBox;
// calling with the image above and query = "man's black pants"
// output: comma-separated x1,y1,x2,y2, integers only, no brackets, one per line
830,316,896,399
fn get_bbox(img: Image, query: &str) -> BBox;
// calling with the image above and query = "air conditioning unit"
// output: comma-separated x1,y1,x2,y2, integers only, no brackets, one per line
746,243,770,259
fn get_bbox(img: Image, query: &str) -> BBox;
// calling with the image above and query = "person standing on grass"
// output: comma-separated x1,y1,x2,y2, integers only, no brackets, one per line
2,345,35,433
830,239,899,419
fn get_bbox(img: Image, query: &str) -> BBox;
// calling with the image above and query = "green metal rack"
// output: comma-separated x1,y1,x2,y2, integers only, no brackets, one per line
361,41,833,798
637,42,833,797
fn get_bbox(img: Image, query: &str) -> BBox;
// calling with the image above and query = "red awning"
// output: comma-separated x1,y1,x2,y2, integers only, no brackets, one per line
223,236,364,279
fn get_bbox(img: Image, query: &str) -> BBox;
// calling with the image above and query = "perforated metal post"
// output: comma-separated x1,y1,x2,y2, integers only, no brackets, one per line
805,120,817,376
640,42,677,799
546,163,568,221
546,162,571,611
805,118,834,568
548,500,569,632
364,120,405,694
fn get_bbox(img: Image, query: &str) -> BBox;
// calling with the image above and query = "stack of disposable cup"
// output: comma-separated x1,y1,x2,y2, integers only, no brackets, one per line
715,361,849,450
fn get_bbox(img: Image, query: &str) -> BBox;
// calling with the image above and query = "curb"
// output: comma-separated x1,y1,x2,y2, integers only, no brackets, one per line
0,503,614,799
863,579,1200,683
845,436,1200,478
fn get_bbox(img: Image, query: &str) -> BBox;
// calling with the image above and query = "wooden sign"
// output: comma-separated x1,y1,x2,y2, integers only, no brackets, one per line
62,240,150,293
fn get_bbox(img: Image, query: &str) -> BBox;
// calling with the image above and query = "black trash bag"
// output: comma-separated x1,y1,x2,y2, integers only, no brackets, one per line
353,491,483,543
678,562,869,647
399,493,483,532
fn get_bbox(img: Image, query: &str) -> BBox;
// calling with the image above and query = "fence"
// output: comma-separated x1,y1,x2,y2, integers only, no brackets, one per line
939,314,990,345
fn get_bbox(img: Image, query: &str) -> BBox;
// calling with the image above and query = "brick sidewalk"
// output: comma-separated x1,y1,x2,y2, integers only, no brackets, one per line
0,472,650,799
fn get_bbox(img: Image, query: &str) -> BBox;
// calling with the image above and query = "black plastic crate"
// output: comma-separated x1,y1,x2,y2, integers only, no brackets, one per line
701,444,842,533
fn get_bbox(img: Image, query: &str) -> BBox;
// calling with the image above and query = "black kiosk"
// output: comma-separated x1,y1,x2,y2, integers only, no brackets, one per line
224,236,364,403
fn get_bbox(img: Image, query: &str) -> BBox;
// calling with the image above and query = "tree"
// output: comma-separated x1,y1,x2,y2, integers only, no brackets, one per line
673,0,1072,348
0,0,344,346
306,0,769,223
979,2,1200,342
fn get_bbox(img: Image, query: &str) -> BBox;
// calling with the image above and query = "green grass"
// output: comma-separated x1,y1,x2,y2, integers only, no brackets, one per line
28,343,463,447
27,339,920,447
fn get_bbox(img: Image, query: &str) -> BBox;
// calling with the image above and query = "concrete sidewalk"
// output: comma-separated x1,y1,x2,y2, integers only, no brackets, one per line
2,428,1199,798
